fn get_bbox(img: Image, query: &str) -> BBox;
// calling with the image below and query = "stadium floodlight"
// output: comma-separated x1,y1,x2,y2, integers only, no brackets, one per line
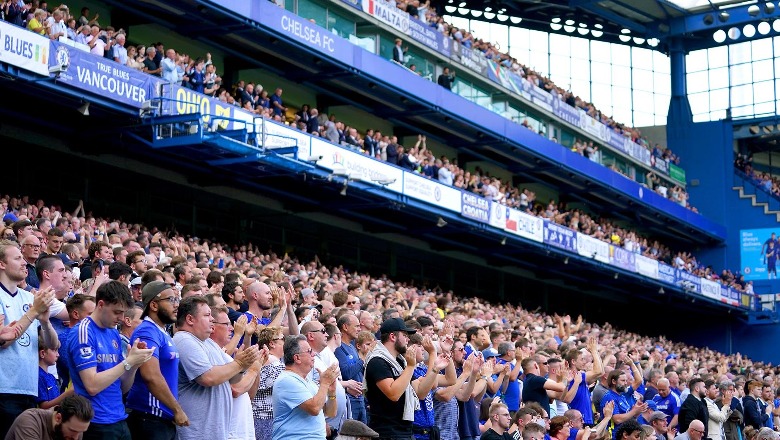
436,217,447,228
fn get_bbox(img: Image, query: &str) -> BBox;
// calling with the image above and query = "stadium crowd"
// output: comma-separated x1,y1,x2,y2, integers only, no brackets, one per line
0,192,777,440
0,0,686,205
734,154,780,200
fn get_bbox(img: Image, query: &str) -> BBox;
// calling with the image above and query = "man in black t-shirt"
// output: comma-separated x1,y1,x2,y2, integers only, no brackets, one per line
365,318,418,440
482,402,515,440
520,357,567,415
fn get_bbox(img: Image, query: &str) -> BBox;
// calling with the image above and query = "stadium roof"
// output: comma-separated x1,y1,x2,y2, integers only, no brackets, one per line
437,0,777,52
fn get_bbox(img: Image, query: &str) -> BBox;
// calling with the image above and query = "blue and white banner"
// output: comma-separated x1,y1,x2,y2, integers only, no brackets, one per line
739,228,780,281
363,0,409,34
700,278,721,301
634,254,659,280
403,172,461,212
1,20,50,75
262,118,312,157
543,221,577,252
338,0,363,10
658,263,676,284
576,234,610,264
488,201,507,230
164,84,251,129
505,208,543,243
461,192,490,223
609,245,636,272
675,268,701,293
527,83,553,112
50,40,161,107
551,98,580,127
408,16,450,57
311,137,404,193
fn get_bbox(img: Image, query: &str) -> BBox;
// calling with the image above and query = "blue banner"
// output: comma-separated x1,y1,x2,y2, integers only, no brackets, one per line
49,41,161,108
543,221,577,252
338,0,362,10
408,16,450,57
163,84,255,131
675,268,701,293
658,263,676,284
551,98,580,127
252,0,354,66
739,228,780,281
605,128,631,156
461,192,489,223
609,246,636,272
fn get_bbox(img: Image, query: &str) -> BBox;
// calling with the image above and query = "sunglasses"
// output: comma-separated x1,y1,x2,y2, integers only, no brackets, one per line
307,328,327,334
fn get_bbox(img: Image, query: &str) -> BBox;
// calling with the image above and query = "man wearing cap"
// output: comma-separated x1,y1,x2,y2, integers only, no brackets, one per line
301,287,318,307
337,419,379,440
364,317,420,440
125,281,188,440
647,411,671,440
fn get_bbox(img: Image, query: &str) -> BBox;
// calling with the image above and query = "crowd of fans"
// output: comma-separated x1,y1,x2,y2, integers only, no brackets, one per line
390,0,682,168
0,193,777,440
734,154,780,200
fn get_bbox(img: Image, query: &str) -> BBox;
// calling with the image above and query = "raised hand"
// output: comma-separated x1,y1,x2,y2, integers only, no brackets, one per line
235,345,260,370
603,400,615,418
233,314,248,337
422,336,436,356
245,318,257,337
31,287,55,315
403,346,417,367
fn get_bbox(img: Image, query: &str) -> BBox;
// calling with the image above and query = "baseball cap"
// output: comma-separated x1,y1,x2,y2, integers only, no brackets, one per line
58,253,79,268
141,281,172,312
648,411,667,423
339,420,379,438
2,213,18,224
380,317,417,334
301,287,316,298
130,277,142,287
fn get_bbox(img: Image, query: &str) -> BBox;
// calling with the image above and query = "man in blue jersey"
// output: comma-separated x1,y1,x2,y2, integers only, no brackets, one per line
127,281,189,440
495,342,522,414
600,370,648,439
563,337,604,425
0,242,58,439
653,378,681,429
67,280,156,440
335,313,367,423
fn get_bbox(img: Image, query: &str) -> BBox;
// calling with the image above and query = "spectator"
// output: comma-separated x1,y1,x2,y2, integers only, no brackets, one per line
599,369,647,438
392,38,406,64
437,67,455,90
113,33,127,65
335,313,367,424
223,281,245,322
616,420,644,440
482,402,514,440
172,296,259,440
272,334,339,440
744,380,770,429
364,317,420,439
652,378,680,427
37,330,73,409
678,379,709,438
520,356,567,416
0,241,58,439
253,326,285,440
563,338,603,425
270,88,286,117
704,379,731,440
302,319,349,436
143,47,161,76
4,394,94,440
125,281,188,440
673,420,705,440
20,234,41,289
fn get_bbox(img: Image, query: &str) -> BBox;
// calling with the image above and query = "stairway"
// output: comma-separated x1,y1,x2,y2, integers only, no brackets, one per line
732,185,780,221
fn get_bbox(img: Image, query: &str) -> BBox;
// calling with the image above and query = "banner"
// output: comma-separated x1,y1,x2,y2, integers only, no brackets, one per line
49,41,161,107
455,44,488,76
338,0,362,10
650,155,669,174
403,172,461,212
505,208,544,243
670,163,686,185
576,234,610,264
164,84,252,130
488,201,507,230
408,16,450,57
362,0,409,34
609,245,636,272
461,192,490,223
254,0,354,65
675,268,701,293
311,137,404,193
700,278,721,301
0,20,50,75
739,228,780,281
262,119,312,158
527,83,553,112
634,254,659,279
543,221,577,252
658,263,676,284
605,128,631,157
551,97,580,127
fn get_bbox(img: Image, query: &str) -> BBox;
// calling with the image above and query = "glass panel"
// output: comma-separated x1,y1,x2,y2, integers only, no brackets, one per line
729,63,752,86
529,30,549,53
707,46,728,68
611,43,631,66
687,70,709,94
731,104,754,118
654,51,671,73
752,38,773,61
688,91,709,116
571,36,590,60
731,83,753,107
655,94,670,118
754,80,774,103
570,79,591,101
755,101,775,116
298,0,327,27
631,47,654,70
634,111,654,127
591,82,612,109
632,90,653,113
709,67,729,90
327,9,355,37
686,49,708,72
571,58,590,81
592,61,611,84
612,64,631,87
710,110,727,120
633,69,654,92
550,33,571,57
591,40,611,63
729,41,752,64
753,58,774,83
612,85,631,111
549,55,570,85
709,88,729,110
654,72,671,95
